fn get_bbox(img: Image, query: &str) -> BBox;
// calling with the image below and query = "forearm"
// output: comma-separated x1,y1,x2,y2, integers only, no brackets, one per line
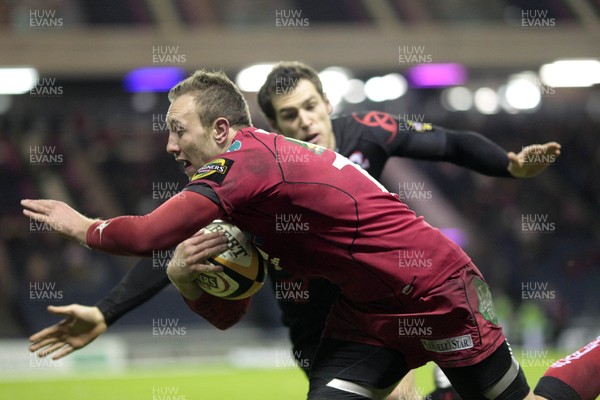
396,125,513,177
443,129,512,177
95,257,171,326
86,192,220,256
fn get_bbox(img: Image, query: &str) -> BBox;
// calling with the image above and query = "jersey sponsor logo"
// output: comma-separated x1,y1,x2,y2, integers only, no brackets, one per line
191,158,234,185
352,112,398,144
421,334,474,353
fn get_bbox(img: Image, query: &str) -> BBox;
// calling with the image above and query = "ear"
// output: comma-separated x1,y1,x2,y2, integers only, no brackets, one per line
213,117,231,144
322,93,333,114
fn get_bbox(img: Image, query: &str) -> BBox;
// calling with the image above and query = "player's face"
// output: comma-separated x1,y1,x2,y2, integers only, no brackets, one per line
270,79,336,150
166,94,220,179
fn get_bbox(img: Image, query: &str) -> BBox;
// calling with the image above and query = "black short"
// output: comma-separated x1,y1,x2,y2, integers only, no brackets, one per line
307,339,530,400
308,339,409,399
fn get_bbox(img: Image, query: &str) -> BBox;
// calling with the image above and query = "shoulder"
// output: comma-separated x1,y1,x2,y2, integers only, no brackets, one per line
333,112,399,146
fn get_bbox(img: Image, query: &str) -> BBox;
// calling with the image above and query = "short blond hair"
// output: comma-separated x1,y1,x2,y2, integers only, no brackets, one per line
169,69,252,128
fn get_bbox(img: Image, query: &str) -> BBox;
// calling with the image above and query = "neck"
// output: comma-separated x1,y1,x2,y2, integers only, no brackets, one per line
222,126,244,149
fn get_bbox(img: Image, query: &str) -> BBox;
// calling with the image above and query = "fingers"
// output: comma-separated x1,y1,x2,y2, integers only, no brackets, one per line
29,322,65,344
29,333,62,351
38,341,70,358
188,261,224,274
179,232,228,265
21,199,55,217
507,151,520,162
185,231,224,246
46,304,73,316
29,305,73,345
21,199,51,212
50,344,75,360
544,141,561,155
22,208,48,223
31,339,73,360
21,199,55,225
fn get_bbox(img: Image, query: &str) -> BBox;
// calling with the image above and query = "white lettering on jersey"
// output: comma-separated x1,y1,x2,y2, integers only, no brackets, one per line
332,152,388,193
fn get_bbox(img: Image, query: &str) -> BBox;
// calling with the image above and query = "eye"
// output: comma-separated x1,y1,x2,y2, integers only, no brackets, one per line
281,112,297,121
169,125,185,137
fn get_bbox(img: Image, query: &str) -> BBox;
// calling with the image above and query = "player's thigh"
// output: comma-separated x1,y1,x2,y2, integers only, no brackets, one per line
308,338,409,400
441,341,531,400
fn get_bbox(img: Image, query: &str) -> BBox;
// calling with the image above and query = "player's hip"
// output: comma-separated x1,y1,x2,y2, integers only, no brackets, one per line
322,262,505,369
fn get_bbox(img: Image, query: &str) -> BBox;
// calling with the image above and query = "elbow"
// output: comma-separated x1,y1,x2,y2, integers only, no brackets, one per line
211,297,252,330
184,295,251,330
211,318,240,331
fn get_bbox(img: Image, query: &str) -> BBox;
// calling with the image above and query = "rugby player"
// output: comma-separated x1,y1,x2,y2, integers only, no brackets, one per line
30,61,560,399
23,69,593,400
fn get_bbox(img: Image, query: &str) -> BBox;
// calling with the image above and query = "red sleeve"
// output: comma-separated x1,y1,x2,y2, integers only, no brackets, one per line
183,293,251,330
86,191,221,256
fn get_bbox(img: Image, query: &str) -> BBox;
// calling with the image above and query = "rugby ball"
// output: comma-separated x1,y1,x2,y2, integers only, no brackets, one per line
194,221,266,300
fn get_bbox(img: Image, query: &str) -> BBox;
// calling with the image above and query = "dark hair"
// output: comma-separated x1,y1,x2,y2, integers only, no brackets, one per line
257,61,325,121
169,69,252,128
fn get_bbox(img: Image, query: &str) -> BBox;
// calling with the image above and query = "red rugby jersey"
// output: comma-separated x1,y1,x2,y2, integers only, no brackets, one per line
184,127,471,307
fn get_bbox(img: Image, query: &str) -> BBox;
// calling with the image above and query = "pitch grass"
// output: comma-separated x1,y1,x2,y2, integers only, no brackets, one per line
0,351,560,400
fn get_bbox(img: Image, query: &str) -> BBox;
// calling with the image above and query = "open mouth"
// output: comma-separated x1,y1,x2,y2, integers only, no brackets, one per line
177,159,195,176
305,133,320,144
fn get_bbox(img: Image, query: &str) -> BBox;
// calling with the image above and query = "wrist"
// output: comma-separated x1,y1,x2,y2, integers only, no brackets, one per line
79,219,96,244
170,280,204,301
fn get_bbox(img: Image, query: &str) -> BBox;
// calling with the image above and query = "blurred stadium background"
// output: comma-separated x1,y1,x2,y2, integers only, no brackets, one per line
0,0,599,398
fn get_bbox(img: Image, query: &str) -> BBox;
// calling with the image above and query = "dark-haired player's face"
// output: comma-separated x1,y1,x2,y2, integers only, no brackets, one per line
166,94,220,179
270,79,336,150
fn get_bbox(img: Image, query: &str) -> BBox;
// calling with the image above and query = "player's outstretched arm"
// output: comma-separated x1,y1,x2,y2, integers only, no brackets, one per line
21,191,222,256
393,121,560,178
507,141,561,178
29,304,107,360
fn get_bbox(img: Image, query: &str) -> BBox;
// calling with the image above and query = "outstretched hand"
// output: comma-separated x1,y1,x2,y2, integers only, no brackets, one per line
507,141,561,178
21,199,96,243
29,304,107,360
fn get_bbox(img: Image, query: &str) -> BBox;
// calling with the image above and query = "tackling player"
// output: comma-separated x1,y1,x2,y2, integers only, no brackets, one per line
256,61,561,399
23,69,591,400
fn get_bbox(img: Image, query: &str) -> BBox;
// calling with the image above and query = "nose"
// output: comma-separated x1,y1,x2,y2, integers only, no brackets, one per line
166,132,179,155
298,109,312,130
